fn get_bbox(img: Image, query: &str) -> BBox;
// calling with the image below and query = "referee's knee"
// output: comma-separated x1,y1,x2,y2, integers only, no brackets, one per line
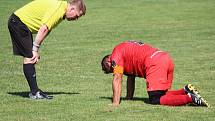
23,58,35,64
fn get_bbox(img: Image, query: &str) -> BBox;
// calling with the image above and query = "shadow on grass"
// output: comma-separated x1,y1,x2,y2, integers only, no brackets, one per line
100,96,150,104
7,91,80,98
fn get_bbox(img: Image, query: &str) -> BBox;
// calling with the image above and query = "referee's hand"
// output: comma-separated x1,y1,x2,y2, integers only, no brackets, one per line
31,51,40,64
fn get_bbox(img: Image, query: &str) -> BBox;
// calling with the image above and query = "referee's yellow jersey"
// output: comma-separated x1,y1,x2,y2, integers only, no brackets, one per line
14,0,67,33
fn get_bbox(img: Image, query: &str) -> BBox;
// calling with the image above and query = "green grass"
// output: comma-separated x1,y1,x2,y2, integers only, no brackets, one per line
1,0,215,120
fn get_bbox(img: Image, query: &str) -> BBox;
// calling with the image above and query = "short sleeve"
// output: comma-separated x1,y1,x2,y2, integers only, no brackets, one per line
41,3,65,30
113,65,124,74
111,47,124,74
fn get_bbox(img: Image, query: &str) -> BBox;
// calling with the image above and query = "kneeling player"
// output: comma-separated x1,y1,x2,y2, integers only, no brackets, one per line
101,40,209,107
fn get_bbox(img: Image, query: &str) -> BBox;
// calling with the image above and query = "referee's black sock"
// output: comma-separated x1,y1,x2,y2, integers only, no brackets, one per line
23,64,39,95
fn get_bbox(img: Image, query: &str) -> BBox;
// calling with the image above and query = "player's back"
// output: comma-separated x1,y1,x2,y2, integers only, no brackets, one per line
112,41,159,77
114,41,158,62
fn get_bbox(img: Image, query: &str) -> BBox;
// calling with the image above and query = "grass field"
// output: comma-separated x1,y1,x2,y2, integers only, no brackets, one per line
1,0,215,121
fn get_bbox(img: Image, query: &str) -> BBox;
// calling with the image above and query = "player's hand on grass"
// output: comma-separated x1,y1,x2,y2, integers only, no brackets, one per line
111,103,119,107
107,103,119,107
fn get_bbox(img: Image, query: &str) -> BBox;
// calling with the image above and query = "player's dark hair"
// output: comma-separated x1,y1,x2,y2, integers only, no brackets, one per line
101,54,110,73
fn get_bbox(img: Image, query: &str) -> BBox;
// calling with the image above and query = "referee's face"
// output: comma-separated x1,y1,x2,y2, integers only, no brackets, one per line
66,6,82,21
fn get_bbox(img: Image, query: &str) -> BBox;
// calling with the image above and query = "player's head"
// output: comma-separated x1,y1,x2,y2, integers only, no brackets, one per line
101,54,113,74
65,0,86,21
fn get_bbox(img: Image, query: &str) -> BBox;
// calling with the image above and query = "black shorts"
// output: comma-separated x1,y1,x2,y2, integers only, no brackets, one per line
148,90,167,104
8,13,33,58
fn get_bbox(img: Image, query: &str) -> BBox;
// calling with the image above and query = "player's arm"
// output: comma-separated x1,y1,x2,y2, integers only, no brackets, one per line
126,75,135,100
31,25,49,63
112,73,123,106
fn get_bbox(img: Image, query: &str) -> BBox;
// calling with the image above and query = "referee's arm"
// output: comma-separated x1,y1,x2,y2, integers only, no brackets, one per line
31,25,49,63
34,25,49,46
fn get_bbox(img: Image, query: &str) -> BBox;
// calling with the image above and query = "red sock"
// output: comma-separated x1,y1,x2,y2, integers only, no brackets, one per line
160,94,192,106
166,88,186,95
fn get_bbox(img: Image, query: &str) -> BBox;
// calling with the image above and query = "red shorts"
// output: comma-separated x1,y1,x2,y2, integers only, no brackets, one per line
145,51,174,91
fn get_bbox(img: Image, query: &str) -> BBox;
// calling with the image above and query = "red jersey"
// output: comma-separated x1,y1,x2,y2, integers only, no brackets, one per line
110,41,159,78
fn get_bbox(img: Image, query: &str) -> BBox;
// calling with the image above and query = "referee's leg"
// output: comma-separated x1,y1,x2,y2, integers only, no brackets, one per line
8,14,40,97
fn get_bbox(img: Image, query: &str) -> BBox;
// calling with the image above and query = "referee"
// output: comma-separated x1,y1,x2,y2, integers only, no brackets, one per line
8,0,86,99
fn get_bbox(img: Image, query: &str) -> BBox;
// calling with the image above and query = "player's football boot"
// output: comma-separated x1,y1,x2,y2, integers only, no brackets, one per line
29,89,53,99
184,84,210,107
184,84,200,96
188,93,210,107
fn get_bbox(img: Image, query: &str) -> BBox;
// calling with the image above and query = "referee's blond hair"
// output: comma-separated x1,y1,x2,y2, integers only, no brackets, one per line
69,0,86,15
